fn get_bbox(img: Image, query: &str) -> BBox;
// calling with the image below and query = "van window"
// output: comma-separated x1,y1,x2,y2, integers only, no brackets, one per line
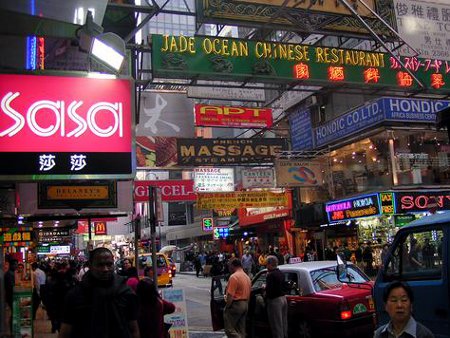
384,228,444,281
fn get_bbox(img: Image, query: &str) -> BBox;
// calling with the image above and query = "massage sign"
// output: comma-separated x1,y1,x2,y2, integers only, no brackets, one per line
152,35,450,93
325,194,381,222
0,74,134,179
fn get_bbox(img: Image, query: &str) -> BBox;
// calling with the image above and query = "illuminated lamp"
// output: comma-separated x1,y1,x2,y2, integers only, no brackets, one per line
328,66,345,81
396,71,413,87
431,73,445,89
363,68,380,83
293,63,310,79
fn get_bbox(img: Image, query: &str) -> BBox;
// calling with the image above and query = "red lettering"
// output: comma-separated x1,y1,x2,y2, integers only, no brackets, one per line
400,196,414,210
416,195,428,209
331,211,344,220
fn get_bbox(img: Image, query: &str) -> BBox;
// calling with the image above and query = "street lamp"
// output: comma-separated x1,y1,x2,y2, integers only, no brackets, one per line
77,11,126,73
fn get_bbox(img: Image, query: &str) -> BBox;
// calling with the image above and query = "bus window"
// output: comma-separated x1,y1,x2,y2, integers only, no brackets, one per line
384,229,443,281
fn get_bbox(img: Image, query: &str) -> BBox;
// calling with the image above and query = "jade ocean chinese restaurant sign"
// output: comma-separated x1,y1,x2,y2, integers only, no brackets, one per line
325,193,381,223
177,138,287,165
151,35,450,93
0,74,135,180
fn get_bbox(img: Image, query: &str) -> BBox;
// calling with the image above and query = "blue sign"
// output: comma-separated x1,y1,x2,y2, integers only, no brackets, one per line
314,97,450,147
315,101,384,147
382,97,450,123
325,193,381,223
290,108,314,151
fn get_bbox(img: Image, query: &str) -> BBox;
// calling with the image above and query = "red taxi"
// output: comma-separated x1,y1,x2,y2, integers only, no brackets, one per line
210,261,375,338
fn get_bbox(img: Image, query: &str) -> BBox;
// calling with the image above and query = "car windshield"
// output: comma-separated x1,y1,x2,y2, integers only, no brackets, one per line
310,266,368,292
139,255,166,268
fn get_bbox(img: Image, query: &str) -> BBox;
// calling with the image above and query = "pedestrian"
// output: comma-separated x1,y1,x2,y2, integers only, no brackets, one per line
362,242,374,276
265,255,288,338
58,247,140,338
374,281,434,338
421,238,435,268
120,258,138,279
31,262,46,319
135,277,175,338
194,253,203,277
224,258,251,338
77,261,89,281
241,251,254,276
380,244,390,268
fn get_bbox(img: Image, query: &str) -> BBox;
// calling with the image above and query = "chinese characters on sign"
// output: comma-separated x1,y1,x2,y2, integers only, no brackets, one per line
241,168,275,189
196,191,289,209
39,154,88,172
194,168,234,192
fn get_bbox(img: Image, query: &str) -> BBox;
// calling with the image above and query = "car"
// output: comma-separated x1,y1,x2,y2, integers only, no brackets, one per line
210,261,375,338
168,257,177,277
138,252,173,287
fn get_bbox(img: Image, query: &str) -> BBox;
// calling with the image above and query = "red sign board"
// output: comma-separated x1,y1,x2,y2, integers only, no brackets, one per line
134,180,196,202
94,221,107,235
0,74,133,178
194,104,273,128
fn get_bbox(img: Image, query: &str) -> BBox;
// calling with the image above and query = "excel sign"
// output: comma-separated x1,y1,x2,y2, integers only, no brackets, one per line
0,74,135,180
152,35,450,93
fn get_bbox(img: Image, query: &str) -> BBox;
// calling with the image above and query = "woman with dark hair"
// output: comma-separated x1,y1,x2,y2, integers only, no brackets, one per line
136,277,176,338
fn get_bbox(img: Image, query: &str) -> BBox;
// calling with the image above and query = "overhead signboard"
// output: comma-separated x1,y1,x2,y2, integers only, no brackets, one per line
195,0,390,36
134,180,196,202
394,0,450,61
202,217,214,231
38,181,117,209
136,136,177,168
315,97,450,147
275,160,323,187
152,34,450,93
187,82,266,102
0,74,134,180
94,221,107,236
177,138,287,166
289,108,314,151
394,190,450,213
50,245,71,255
196,191,289,209
194,104,273,128
325,193,381,222
194,168,235,192
213,226,230,240
241,168,275,189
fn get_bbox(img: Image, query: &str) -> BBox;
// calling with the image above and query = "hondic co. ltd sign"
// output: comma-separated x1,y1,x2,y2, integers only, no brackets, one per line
0,74,134,179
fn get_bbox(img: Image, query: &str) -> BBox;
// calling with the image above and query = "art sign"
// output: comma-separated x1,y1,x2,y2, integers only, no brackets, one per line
194,104,273,128
152,34,450,93
0,74,134,179
325,193,381,222
177,138,287,166
275,160,323,187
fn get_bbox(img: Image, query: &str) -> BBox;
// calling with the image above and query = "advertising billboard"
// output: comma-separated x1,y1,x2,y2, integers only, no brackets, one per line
275,160,323,187
134,180,196,202
394,190,450,213
0,74,134,180
196,191,289,209
289,108,314,151
152,34,450,93
325,193,381,222
177,138,287,166
194,168,235,192
194,104,273,128
241,168,275,189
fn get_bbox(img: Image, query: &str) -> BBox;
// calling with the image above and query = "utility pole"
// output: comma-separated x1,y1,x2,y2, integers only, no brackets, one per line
148,186,158,287
134,215,141,277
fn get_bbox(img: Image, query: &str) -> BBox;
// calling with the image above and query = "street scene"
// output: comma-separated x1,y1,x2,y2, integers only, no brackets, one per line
0,0,450,337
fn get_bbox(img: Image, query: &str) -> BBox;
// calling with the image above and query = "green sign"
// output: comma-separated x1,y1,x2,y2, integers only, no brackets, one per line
151,34,450,93
37,245,51,254
353,303,368,315
395,214,416,227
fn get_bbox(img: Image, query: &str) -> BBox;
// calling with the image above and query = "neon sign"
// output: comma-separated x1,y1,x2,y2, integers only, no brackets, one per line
325,193,381,222
394,191,450,213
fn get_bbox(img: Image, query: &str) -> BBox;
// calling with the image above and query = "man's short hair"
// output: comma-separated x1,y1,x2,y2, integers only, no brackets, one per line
266,255,278,267
89,247,113,264
228,258,242,267
31,262,38,269
383,281,414,303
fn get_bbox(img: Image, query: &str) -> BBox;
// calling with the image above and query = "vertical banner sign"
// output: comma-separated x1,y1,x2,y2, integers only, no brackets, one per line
94,221,107,235
162,288,189,338
289,108,314,151
380,192,394,214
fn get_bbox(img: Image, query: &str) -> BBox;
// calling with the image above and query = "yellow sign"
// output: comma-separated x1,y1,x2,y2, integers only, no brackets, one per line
243,0,375,16
197,191,289,209
46,186,110,200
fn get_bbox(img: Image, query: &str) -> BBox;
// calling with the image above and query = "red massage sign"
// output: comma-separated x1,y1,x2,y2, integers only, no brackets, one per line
194,104,273,128
0,74,134,179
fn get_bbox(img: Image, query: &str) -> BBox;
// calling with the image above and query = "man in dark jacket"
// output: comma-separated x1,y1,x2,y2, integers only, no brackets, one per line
265,255,288,338
58,248,140,338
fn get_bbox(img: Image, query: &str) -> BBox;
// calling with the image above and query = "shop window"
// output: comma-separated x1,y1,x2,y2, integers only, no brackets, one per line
384,229,444,281
284,272,300,295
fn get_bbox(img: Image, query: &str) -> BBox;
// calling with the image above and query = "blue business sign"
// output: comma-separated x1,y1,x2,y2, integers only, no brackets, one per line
315,101,384,147
290,108,314,151
314,97,450,147
382,97,450,123
325,193,381,223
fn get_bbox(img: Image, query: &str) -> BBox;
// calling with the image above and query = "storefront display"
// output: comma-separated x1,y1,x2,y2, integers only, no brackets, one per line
12,287,33,338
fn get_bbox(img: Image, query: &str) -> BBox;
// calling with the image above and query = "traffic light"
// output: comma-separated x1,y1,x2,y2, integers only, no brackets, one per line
202,217,214,231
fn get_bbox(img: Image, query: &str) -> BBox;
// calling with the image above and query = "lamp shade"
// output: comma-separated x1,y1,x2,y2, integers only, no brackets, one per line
91,32,126,72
